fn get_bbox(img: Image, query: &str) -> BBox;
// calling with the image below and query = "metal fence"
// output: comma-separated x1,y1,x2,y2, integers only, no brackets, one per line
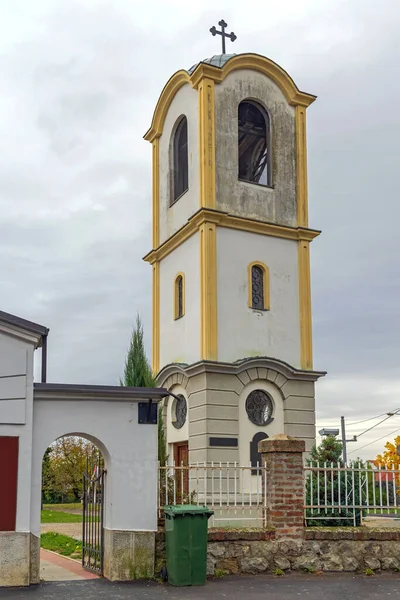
158,462,267,527
304,462,400,526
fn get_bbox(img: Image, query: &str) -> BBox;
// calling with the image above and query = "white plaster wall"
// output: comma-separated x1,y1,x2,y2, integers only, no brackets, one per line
217,227,300,368
214,69,297,227
0,332,34,532
31,399,159,536
159,232,200,367
159,84,199,245
239,379,284,493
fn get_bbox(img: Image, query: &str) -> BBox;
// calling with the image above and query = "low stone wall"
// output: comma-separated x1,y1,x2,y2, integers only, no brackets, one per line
156,528,400,575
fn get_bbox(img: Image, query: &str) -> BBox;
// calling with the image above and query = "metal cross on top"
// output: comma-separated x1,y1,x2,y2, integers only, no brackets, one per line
209,19,237,54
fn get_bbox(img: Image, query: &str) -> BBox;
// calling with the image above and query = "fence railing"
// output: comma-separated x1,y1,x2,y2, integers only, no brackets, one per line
304,462,400,526
158,462,267,526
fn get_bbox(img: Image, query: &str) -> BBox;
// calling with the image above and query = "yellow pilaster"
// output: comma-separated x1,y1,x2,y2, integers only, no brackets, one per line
152,139,160,248
198,77,216,209
200,222,218,360
152,261,160,373
298,240,313,369
295,105,309,228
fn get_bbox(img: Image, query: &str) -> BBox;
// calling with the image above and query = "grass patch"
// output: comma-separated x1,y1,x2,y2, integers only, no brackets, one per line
41,533,82,560
43,503,82,512
41,510,99,523
41,510,82,523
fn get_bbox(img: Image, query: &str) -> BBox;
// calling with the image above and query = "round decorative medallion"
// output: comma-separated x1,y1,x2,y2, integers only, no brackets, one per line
245,390,274,426
172,394,187,429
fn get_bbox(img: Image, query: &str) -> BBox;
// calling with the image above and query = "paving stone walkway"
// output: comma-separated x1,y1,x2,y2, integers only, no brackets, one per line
40,550,98,582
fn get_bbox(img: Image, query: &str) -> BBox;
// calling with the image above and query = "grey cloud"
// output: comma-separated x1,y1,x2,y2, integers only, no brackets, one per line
1,0,399,459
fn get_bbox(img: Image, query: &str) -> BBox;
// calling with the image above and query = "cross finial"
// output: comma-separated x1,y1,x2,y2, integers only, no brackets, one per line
209,19,237,54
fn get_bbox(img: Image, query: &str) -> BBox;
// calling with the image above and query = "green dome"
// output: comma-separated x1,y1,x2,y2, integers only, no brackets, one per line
188,54,236,74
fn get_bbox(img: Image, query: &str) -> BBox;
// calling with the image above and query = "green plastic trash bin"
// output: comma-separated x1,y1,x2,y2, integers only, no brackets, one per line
164,505,213,586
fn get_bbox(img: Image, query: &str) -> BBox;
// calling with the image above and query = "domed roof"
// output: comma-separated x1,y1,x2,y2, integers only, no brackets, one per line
188,54,236,74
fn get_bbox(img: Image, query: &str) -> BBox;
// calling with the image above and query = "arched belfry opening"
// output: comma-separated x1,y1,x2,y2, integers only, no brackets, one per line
238,100,271,186
172,115,188,203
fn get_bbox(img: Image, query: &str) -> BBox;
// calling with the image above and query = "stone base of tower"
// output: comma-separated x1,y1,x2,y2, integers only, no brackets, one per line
157,357,325,465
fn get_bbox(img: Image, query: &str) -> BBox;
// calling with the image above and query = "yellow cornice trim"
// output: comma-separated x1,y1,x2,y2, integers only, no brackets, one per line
152,262,160,373
144,54,316,143
143,220,198,265
174,272,185,320
144,70,192,143
200,222,217,360
143,209,320,264
198,77,216,209
248,261,270,310
298,241,313,369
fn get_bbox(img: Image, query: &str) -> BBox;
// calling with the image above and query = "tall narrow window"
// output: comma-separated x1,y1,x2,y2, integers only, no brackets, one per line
238,101,271,186
174,273,185,319
248,262,270,311
172,116,188,203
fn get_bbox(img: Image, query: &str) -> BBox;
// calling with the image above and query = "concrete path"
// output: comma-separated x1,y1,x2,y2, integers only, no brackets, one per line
40,524,82,540
2,573,400,599
40,550,98,582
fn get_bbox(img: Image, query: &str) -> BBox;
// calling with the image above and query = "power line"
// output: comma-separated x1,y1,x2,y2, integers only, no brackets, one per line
348,426,400,455
357,414,396,438
347,407,400,427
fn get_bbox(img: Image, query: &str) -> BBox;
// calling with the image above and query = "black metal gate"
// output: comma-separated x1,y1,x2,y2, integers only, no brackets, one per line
82,452,105,574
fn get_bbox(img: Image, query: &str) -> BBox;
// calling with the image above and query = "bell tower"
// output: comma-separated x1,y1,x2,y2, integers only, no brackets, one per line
144,42,325,467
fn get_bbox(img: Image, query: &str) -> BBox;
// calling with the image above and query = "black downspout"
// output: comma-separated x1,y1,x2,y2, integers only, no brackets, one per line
41,335,47,383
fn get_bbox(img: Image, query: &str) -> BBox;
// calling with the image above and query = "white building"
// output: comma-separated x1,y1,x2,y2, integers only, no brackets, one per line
143,52,326,470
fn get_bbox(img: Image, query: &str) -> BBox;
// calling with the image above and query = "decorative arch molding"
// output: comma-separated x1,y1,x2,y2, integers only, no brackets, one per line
144,53,316,142
157,365,189,392
157,357,325,400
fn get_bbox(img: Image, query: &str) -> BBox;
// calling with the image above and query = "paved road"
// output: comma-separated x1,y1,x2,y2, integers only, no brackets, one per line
1,574,400,599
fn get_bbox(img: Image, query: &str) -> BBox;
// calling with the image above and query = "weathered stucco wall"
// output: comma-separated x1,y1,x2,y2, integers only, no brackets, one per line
159,84,199,245
159,232,200,367
214,69,296,227
217,228,300,367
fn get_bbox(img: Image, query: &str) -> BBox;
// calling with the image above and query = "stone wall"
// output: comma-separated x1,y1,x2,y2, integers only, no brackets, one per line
156,528,400,575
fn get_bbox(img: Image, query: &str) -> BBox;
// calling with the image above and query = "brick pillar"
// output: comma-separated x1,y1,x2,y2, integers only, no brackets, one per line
258,434,305,539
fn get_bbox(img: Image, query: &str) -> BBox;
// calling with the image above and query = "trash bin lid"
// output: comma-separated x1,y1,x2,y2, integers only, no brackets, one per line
164,504,214,517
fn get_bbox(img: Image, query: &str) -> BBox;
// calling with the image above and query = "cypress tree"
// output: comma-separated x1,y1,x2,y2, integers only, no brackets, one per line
120,313,167,466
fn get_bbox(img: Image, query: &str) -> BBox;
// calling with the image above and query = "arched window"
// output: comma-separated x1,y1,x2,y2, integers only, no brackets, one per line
172,116,188,203
248,262,270,311
238,101,271,186
174,273,185,320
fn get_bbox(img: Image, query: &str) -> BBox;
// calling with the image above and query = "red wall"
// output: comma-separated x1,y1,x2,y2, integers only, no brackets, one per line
0,437,19,531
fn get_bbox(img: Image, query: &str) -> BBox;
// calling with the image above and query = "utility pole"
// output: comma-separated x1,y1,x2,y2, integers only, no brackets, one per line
341,416,347,465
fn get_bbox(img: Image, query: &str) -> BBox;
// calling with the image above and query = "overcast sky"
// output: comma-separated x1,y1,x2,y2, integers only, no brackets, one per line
1,0,399,460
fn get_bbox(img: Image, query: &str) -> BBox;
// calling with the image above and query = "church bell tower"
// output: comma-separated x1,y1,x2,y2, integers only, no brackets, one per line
144,28,325,467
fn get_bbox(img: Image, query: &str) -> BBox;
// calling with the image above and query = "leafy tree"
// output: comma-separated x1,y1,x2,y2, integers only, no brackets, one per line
305,436,365,527
120,313,167,466
42,437,98,503
49,437,94,501
375,435,400,470
374,435,400,504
